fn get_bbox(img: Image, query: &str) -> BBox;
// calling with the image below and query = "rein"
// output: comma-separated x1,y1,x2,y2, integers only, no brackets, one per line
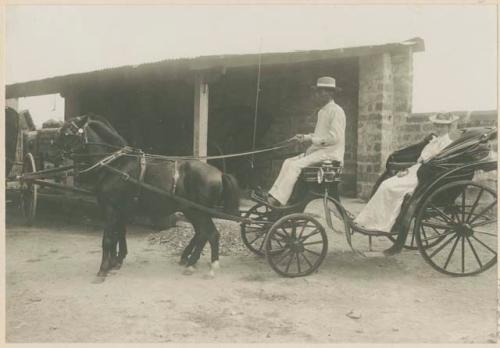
70,139,295,162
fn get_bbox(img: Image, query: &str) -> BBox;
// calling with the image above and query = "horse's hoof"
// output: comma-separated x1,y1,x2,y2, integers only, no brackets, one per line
179,259,188,266
183,266,196,275
211,260,220,270
92,275,106,284
96,270,107,277
111,262,122,270
208,269,215,278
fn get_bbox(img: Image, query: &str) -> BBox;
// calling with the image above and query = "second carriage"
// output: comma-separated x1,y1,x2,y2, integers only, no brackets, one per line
241,127,497,278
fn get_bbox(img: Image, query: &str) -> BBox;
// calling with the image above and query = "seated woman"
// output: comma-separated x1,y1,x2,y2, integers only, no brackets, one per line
354,112,458,232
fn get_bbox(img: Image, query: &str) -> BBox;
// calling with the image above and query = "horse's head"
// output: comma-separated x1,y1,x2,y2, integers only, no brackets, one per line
55,113,127,158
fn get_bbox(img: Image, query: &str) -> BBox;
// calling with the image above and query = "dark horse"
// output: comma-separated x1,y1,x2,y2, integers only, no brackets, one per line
55,114,240,280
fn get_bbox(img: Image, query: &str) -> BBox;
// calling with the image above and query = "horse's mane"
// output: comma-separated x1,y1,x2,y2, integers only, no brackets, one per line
85,113,128,147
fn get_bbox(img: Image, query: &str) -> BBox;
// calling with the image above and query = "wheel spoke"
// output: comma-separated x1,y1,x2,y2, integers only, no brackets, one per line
299,229,320,241
473,230,497,237
299,252,314,269
443,235,460,270
430,204,456,225
247,234,263,246
296,252,301,274
471,219,497,228
466,188,484,223
461,190,466,223
423,229,454,242
421,226,429,247
274,248,293,265
421,221,451,230
429,234,457,258
461,236,465,273
465,235,483,268
302,240,324,246
285,252,295,273
272,237,285,249
258,237,266,252
274,229,289,240
297,221,308,239
304,247,321,256
471,235,497,255
469,201,497,225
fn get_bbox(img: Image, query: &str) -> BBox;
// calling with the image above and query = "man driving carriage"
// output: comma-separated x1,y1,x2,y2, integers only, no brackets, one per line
255,76,346,207
354,112,458,232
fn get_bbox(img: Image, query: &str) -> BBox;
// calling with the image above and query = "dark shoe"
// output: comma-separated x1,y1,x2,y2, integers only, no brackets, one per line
252,188,268,200
250,190,282,207
266,195,282,207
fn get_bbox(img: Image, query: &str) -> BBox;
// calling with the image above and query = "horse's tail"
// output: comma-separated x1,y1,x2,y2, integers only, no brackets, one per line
221,174,240,215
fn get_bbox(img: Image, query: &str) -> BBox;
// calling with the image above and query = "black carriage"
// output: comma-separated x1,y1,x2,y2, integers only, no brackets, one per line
242,127,497,277
9,107,497,278
6,107,88,225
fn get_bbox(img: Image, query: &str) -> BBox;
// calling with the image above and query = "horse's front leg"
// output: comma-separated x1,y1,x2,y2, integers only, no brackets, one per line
112,221,127,270
183,235,208,275
96,206,120,278
179,234,198,265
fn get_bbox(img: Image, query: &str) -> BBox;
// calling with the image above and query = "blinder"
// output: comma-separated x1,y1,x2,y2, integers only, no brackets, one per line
58,117,89,156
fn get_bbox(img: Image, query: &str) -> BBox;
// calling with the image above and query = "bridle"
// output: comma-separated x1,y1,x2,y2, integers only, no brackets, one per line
59,117,121,158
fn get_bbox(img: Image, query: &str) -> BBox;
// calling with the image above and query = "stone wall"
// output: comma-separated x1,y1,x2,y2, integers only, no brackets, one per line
356,49,414,199
395,110,497,148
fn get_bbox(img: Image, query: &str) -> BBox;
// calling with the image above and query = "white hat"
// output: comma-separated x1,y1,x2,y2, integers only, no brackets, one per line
429,112,459,124
312,76,340,90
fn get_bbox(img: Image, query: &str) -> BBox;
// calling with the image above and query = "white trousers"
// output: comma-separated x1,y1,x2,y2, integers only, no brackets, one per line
354,163,421,232
269,149,336,205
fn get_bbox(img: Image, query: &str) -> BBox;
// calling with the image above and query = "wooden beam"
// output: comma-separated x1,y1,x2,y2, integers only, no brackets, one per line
193,74,209,162
6,98,19,111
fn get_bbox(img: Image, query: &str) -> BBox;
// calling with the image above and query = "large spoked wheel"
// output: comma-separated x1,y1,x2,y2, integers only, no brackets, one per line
415,181,497,276
240,203,275,256
387,219,439,251
20,153,38,225
264,213,328,277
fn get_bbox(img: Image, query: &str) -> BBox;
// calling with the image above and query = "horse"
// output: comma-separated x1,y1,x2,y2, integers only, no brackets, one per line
55,113,240,281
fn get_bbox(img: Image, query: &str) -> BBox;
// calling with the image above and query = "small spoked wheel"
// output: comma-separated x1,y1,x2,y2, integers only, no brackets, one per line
20,153,38,225
240,203,275,256
264,213,328,277
415,181,497,276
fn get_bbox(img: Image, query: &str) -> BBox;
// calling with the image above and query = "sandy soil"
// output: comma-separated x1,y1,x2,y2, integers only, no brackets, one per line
5,198,498,344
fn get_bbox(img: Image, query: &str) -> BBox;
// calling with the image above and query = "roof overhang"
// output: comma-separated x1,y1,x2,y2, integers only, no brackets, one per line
6,37,424,99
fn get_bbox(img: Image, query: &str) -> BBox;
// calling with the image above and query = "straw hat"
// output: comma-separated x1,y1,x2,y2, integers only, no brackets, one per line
312,76,340,90
429,112,459,124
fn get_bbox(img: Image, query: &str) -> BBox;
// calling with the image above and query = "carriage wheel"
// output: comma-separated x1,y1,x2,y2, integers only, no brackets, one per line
415,181,497,276
386,219,439,250
20,153,38,225
240,203,275,256
264,213,328,277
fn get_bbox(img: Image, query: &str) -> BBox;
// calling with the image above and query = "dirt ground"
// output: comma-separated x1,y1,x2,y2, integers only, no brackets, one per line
5,197,498,344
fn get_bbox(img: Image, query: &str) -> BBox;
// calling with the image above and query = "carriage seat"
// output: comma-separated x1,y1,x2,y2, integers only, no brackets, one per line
300,160,343,184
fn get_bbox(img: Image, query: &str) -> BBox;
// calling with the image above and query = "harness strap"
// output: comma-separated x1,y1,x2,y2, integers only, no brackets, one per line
134,151,147,202
172,161,179,194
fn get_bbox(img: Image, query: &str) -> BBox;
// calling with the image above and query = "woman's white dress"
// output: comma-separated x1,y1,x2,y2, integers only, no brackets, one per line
354,134,453,232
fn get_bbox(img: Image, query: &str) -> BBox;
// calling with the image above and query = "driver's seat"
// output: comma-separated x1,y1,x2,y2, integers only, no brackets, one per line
300,160,343,184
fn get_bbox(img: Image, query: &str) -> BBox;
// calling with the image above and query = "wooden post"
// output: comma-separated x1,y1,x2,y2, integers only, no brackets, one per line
63,92,81,121
193,74,209,162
